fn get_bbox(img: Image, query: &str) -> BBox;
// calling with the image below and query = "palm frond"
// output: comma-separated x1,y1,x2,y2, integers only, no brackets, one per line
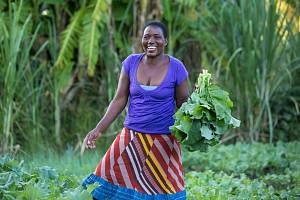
80,0,109,77
54,8,84,69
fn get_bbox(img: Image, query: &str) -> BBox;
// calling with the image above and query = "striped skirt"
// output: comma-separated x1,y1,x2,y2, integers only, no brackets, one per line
82,127,186,200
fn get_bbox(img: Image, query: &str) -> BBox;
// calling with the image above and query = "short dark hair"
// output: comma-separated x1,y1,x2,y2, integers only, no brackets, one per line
143,21,168,39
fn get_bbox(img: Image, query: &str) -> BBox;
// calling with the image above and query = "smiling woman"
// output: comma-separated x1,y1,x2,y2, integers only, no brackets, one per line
82,21,189,200
142,22,167,58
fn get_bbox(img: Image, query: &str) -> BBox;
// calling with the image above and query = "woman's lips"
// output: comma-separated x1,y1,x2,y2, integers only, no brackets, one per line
147,46,157,52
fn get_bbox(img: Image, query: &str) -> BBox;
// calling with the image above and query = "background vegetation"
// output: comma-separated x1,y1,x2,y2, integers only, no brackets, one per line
0,0,299,153
0,0,299,199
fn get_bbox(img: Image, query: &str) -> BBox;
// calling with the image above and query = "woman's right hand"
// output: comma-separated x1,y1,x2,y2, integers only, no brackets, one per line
84,128,102,149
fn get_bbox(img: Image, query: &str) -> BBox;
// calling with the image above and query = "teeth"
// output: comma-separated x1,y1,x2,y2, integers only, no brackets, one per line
148,47,156,50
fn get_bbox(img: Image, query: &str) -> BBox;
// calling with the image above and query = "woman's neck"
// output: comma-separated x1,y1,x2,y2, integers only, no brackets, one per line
143,54,165,66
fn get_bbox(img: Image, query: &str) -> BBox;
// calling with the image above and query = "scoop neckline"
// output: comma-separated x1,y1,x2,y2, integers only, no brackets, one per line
135,53,171,92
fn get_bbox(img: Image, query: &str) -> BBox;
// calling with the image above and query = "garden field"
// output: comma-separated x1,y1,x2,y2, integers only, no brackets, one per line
1,142,299,199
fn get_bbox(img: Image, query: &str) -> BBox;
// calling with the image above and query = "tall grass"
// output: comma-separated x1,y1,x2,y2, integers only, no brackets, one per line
0,1,48,153
194,0,300,142
0,1,118,154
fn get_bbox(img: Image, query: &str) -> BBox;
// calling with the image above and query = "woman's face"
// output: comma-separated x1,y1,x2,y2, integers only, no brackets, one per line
142,25,167,58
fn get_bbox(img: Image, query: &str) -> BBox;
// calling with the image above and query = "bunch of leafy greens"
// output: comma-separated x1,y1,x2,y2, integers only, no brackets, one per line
170,70,240,152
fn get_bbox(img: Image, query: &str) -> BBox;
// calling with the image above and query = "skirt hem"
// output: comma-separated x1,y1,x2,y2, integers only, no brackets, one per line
82,173,186,200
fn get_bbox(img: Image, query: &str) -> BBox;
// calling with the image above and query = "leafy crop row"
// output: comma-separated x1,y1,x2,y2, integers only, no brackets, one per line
183,142,300,199
0,156,96,200
1,142,299,199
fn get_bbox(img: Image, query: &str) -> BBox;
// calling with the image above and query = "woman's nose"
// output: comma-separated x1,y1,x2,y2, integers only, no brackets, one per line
148,38,154,44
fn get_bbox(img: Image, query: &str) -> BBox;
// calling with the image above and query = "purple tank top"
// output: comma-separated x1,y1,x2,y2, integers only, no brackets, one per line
122,53,188,134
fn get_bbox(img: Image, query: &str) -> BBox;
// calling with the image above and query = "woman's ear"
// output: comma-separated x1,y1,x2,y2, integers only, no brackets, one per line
164,39,168,46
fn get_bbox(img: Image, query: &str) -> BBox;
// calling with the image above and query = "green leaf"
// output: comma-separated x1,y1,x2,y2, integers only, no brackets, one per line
175,115,192,134
215,124,228,135
230,116,241,128
185,120,202,143
53,61,73,93
171,127,186,143
55,9,84,69
200,125,213,140
181,102,198,116
192,105,206,119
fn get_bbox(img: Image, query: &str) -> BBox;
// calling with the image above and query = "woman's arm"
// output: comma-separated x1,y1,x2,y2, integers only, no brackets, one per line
95,68,130,133
84,68,129,148
175,79,189,108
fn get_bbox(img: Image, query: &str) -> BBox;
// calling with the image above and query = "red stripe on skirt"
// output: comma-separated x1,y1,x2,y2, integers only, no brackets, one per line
157,135,173,156
172,142,184,182
173,142,183,169
169,157,185,187
95,160,102,176
104,146,113,182
112,133,125,186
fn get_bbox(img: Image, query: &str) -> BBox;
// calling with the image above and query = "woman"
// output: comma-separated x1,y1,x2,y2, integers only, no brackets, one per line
82,21,189,200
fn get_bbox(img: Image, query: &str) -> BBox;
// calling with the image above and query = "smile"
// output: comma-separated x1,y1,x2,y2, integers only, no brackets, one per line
147,46,157,51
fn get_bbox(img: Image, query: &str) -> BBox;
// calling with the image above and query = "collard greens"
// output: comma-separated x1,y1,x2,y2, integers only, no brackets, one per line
170,70,240,151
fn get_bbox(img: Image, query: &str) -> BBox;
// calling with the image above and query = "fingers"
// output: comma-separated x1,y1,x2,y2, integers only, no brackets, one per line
86,138,96,149
83,128,102,150
85,137,95,149
84,131,99,149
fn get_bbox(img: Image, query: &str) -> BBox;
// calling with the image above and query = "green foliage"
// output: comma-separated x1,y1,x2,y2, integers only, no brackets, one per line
183,142,299,176
54,8,84,72
55,0,110,77
51,0,112,146
1,142,300,199
170,70,240,151
53,14,78,145
186,171,283,199
0,0,50,152
84,0,108,77
0,155,94,199
0,0,299,155
183,142,300,199
193,0,300,142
